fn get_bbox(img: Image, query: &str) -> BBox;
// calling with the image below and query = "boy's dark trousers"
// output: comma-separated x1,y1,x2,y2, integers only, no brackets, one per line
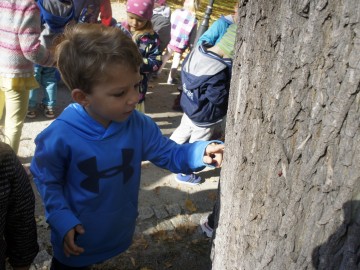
51,258,91,270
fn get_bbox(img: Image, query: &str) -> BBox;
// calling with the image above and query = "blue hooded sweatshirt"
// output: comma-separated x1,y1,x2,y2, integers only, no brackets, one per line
31,104,215,266
197,15,234,46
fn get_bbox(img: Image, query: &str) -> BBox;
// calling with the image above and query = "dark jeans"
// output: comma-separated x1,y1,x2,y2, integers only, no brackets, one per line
50,258,91,270
207,204,215,229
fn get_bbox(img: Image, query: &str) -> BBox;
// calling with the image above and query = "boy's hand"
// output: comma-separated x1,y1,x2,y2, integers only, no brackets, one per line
63,224,85,257
203,143,225,168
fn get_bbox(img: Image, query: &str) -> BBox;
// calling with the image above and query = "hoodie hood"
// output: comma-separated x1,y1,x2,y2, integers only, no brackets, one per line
57,103,131,140
182,44,231,90
180,44,232,125
222,14,234,25
38,0,74,33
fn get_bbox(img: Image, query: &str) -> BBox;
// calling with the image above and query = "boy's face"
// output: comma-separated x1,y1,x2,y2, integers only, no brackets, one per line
83,64,142,127
127,12,148,31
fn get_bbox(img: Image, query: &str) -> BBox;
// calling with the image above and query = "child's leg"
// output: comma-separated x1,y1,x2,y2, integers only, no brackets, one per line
50,258,91,270
3,87,29,153
28,65,42,109
168,51,182,81
41,67,57,108
28,88,39,110
169,114,192,144
188,124,215,143
172,114,202,185
207,204,216,229
170,51,182,71
157,47,173,75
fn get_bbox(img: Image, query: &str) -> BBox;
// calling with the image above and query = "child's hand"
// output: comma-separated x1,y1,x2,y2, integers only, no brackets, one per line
63,224,85,257
203,143,225,168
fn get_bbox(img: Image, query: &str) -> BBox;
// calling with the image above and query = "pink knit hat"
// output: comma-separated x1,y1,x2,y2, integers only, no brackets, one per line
155,0,166,5
127,0,154,20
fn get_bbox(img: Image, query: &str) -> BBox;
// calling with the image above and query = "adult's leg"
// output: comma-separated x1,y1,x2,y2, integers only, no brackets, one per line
3,88,29,153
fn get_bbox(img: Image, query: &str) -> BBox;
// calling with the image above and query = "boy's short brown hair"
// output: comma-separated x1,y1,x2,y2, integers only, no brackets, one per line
55,23,143,93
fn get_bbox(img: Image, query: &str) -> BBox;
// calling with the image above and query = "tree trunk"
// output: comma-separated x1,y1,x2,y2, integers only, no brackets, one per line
211,0,360,269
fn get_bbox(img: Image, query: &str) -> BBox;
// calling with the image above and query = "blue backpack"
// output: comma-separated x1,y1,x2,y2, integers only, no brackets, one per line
36,0,75,33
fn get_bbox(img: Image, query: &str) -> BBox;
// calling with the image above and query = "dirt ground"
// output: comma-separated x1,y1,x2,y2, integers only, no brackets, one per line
14,4,222,269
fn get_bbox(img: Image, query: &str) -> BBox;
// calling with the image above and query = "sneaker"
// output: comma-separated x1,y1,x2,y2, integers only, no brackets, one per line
200,215,214,238
175,173,201,185
167,77,179,85
26,109,37,119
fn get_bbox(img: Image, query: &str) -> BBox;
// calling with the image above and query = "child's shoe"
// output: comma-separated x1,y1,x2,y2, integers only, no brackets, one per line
167,77,179,85
175,173,201,185
200,215,214,238
26,108,37,119
41,104,55,118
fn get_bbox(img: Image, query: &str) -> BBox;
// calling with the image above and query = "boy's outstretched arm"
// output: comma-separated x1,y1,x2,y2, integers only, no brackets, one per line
203,143,225,168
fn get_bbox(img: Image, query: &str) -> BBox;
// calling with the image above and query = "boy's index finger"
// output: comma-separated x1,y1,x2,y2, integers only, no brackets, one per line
206,143,225,154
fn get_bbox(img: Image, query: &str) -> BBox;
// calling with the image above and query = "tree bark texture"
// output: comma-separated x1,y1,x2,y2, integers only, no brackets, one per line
211,0,360,269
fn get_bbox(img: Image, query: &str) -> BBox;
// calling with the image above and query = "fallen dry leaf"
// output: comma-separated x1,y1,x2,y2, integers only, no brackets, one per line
131,235,149,250
150,229,169,242
154,186,161,195
164,261,173,268
130,257,136,267
184,198,197,212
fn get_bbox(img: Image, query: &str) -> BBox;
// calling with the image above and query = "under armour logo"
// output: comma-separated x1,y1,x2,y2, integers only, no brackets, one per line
78,149,134,193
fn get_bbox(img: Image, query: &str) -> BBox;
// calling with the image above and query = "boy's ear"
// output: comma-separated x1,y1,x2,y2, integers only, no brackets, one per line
71,89,89,106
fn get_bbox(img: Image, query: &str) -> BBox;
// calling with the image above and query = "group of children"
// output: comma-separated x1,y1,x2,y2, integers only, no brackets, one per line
0,0,238,268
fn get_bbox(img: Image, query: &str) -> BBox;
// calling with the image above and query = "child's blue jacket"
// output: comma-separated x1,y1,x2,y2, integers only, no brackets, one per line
180,44,232,127
197,15,234,46
31,104,214,266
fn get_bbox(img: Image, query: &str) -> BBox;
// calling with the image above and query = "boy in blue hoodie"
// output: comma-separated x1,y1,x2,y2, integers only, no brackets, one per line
170,24,237,185
27,0,74,119
30,23,224,269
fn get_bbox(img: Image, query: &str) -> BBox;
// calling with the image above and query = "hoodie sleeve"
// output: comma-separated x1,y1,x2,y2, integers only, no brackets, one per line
30,129,81,241
100,0,112,26
197,17,230,46
140,115,215,172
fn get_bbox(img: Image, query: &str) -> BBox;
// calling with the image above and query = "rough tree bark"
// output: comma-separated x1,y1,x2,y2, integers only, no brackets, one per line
211,0,360,269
